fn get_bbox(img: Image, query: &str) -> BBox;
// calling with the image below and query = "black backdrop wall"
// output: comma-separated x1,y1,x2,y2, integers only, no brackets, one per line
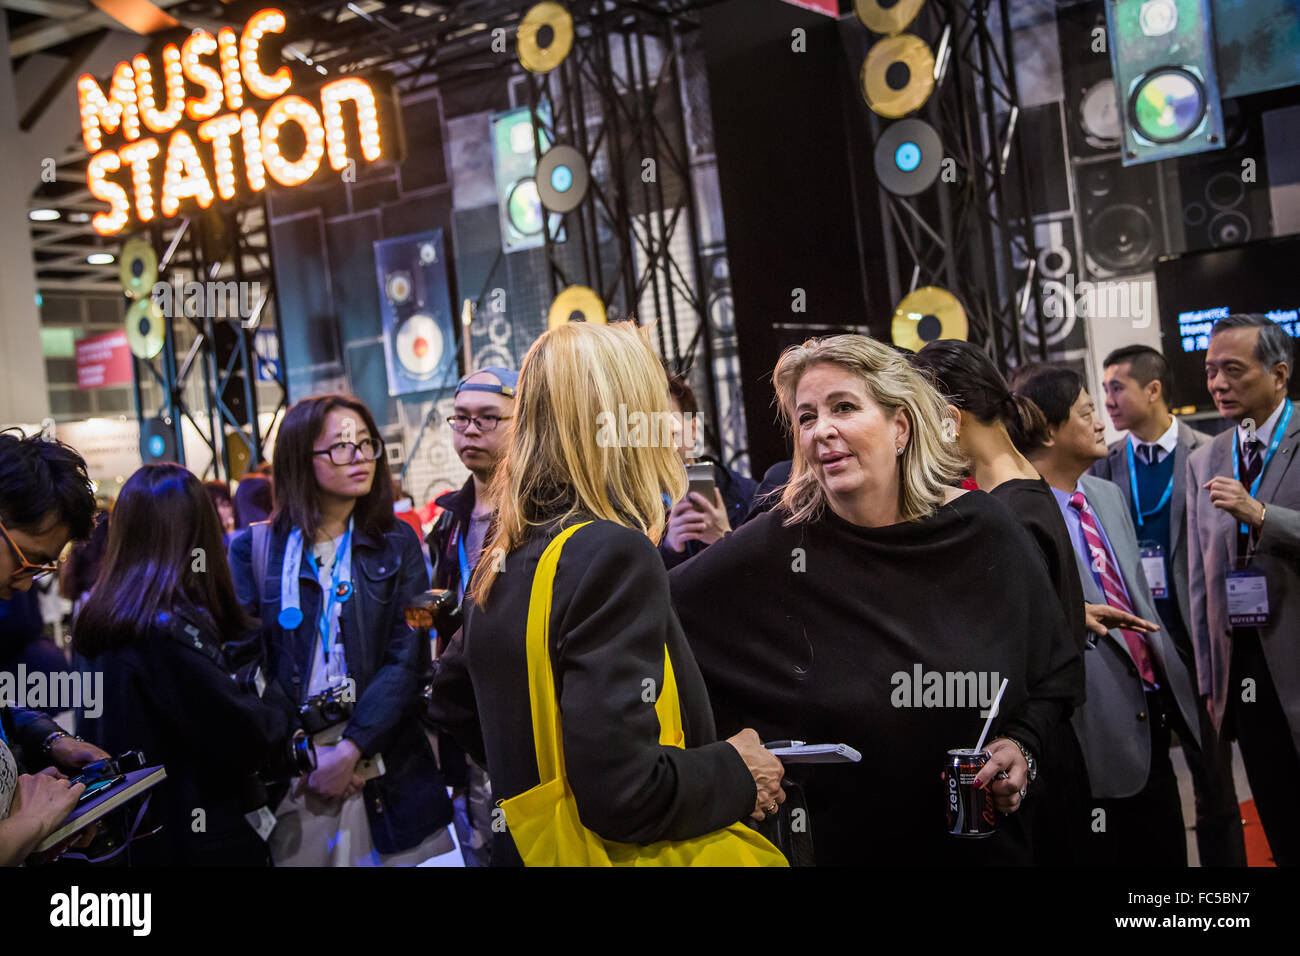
702,0,891,476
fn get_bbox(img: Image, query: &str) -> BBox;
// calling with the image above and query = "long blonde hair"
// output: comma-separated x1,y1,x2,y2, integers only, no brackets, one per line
469,321,686,605
773,334,964,525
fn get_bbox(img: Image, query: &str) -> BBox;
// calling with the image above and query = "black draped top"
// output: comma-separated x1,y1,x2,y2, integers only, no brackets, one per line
669,490,1083,865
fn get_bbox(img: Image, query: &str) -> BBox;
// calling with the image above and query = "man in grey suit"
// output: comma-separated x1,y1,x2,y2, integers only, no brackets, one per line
1188,313,1300,866
1090,345,1244,866
1019,365,1201,866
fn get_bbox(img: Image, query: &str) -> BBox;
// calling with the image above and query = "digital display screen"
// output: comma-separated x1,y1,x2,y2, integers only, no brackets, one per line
1155,234,1300,410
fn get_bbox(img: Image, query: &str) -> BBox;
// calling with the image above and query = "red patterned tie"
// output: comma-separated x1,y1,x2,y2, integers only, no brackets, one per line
1069,491,1157,685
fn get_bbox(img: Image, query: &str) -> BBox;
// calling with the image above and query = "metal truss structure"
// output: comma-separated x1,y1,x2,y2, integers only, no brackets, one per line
131,203,283,481
522,2,719,420
865,0,1045,370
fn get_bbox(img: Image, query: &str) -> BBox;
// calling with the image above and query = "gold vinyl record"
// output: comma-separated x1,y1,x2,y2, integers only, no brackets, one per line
861,33,936,119
548,285,606,330
518,2,574,74
853,0,925,36
119,238,158,300
891,287,967,351
125,298,166,359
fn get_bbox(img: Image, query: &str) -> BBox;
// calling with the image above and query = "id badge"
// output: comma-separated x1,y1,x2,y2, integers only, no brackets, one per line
1226,570,1270,627
1139,543,1167,599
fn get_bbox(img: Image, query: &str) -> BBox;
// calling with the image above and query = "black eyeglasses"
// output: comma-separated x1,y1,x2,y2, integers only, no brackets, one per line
447,414,512,433
313,438,384,465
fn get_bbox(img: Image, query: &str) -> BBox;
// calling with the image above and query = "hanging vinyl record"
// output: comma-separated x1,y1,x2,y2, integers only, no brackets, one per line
119,238,157,300
874,119,942,196
548,285,606,330
125,298,165,359
861,33,936,119
853,0,924,36
517,1,574,74
535,145,589,213
891,287,967,351
394,312,445,379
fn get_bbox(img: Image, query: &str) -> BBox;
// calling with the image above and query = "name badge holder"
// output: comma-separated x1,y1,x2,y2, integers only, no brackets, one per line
1138,541,1168,599
1227,552,1269,627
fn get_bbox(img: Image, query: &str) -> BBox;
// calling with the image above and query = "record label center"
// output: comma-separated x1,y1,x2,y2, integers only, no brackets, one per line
77,8,400,237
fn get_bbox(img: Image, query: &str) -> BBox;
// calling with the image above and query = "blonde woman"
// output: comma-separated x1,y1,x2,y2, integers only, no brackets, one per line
426,322,785,866
668,335,1083,865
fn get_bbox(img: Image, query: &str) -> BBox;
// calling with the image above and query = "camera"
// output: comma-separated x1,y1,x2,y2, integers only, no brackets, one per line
299,683,354,736
405,588,461,637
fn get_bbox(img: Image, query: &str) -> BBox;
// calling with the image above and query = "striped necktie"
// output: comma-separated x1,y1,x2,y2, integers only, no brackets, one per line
1069,491,1157,685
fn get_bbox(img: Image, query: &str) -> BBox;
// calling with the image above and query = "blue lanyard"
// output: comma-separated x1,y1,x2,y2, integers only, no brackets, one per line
1126,440,1174,530
456,526,472,600
307,526,353,662
1232,399,1293,535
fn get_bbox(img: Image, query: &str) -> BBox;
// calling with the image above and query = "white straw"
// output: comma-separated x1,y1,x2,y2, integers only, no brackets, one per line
973,678,1010,754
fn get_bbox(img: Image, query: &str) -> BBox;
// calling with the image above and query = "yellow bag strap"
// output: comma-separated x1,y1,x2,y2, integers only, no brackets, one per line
525,521,591,783
525,522,687,783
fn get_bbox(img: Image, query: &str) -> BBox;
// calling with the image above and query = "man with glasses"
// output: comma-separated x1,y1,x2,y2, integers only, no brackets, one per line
424,368,516,866
426,368,517,608
1,432,109,861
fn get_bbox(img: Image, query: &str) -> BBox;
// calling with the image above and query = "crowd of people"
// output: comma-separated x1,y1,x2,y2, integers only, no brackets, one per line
0,310,1295,867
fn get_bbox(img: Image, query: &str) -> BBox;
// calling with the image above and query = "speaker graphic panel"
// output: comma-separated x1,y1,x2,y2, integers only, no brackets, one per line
375,229,458,397
1074,157,1167,279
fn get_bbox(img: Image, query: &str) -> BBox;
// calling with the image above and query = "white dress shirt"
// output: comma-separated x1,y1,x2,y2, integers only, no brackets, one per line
1128,416,1179,465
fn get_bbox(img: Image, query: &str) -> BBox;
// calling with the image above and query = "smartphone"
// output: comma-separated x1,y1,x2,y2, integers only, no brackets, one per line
685,462,715,506
75,774,125,804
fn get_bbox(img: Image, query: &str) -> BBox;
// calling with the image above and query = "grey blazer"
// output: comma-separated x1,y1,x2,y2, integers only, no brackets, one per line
1067,476,1203,800
1089,420,1211,634
1186,411,1300,756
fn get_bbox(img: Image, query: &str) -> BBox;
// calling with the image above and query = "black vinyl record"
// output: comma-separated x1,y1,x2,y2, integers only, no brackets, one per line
874,119,942,196
535,144,589,213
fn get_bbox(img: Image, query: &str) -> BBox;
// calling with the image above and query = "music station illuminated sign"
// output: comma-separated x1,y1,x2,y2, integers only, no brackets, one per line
78,8,402,237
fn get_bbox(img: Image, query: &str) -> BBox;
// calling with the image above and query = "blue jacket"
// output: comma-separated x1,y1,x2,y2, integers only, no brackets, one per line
228,519,452,854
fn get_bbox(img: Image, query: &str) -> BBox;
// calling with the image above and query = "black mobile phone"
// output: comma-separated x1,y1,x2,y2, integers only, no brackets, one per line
685,463,715,504
75,774,125,804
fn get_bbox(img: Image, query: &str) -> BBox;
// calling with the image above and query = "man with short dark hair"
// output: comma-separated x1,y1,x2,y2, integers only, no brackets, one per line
0,431,108,862
1019,366,1202,865
1090,346,1244,865
1187,313,1300,865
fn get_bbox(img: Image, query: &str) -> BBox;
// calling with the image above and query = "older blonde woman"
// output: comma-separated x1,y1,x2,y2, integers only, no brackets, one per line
426,321,786,866
669,335,1083,865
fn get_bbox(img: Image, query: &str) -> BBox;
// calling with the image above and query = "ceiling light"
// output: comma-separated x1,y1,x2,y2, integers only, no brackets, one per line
29,208,60,221
67,212,90,223
87,253,115,265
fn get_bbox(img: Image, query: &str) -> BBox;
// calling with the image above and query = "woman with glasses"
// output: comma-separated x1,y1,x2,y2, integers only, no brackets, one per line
228,395,455,865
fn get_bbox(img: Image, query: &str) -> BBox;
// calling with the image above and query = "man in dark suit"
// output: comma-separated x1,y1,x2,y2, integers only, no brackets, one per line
1090,345,1245,866
1020,365,1201,866
1188,313,1300,866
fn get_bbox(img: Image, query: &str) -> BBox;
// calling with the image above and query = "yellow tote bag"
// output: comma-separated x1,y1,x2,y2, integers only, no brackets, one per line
499,522,788,867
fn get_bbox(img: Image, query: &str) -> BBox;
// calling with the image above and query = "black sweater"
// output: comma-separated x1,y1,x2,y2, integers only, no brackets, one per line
989,478,1089,655
428,518,757,866
669,491,1084,865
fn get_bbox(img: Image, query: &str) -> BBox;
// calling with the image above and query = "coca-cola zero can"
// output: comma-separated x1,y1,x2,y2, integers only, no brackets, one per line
943,748,996,838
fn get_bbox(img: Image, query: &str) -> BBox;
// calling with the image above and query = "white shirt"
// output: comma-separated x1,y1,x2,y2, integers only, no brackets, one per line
1236,397,1286,451
306,533,350,698
1127,416,1179,465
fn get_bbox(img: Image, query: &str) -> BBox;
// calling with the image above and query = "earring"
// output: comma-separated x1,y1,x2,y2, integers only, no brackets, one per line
895,445,904,456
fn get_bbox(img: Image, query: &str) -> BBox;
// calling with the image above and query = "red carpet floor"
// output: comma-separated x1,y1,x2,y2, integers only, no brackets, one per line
1240,800,1276,867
